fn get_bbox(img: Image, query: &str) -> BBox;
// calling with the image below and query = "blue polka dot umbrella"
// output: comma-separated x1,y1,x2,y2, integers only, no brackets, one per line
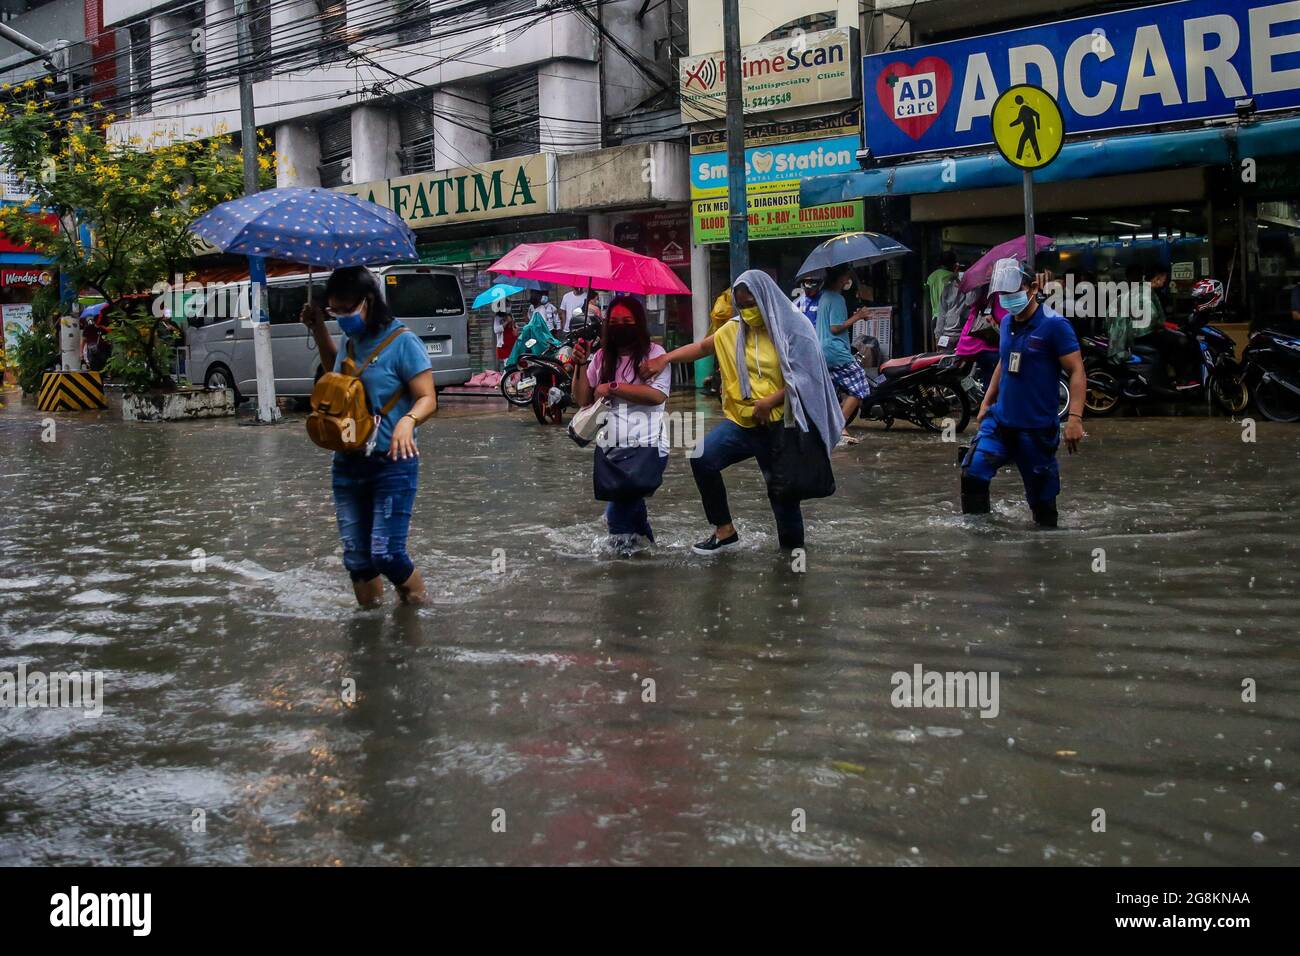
189,187,419,273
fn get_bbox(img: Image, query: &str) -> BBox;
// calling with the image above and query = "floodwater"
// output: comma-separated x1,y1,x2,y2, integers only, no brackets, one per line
1,390,1296,866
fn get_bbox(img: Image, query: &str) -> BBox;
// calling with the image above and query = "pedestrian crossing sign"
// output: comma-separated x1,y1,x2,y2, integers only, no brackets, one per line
991,84,1065,171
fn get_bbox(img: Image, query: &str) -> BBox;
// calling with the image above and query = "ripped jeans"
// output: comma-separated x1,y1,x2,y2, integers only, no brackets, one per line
331,452,419,585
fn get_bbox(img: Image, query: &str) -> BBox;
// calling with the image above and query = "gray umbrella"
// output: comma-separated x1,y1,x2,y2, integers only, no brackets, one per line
796,231,911,278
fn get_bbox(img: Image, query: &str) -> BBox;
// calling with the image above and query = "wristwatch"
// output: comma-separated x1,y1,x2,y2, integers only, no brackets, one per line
404,413,420,427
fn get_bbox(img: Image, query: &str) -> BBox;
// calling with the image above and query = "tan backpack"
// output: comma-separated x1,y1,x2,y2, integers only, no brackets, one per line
306,327,407,453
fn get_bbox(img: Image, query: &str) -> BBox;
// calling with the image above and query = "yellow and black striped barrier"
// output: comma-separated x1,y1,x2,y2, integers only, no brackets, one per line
36,370,108,412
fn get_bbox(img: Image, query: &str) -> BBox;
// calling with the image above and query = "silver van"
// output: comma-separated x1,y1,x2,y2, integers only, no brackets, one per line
185,265,470,400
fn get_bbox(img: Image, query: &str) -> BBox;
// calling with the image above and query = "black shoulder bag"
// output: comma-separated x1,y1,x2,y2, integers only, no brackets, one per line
767,400,836,502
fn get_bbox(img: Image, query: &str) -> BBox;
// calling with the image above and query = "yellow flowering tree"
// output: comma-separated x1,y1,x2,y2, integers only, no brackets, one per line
0,81,274,389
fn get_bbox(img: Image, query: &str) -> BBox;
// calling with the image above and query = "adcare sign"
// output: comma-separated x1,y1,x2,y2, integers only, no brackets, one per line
863,0,1300,158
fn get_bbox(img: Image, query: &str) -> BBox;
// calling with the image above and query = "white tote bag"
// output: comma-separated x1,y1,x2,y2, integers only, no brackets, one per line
567,397,611,447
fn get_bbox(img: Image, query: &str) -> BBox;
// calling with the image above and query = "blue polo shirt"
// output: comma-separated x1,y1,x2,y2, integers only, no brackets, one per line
334,319,432,454
993,302,1079,429
796,291,820,328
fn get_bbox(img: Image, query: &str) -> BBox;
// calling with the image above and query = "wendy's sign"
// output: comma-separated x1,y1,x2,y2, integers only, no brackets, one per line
863,0,1300,158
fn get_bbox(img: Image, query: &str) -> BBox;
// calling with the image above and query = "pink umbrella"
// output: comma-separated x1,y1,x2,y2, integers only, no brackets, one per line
488,238,690,296
959,234,1055,293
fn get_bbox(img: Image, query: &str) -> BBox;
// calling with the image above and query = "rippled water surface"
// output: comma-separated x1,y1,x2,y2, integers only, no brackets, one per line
1,392,1297,865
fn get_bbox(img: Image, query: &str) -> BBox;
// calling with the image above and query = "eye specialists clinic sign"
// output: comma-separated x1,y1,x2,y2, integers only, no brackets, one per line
337,154,553,228
863,0,1300,158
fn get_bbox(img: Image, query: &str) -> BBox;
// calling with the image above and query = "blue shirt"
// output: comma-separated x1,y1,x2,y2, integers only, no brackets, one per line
807,289,854,368
796,291,821,328
334,319,432,454
993,302,1079,429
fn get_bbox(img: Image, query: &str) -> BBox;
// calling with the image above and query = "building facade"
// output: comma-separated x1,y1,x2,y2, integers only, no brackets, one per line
98,0,694,370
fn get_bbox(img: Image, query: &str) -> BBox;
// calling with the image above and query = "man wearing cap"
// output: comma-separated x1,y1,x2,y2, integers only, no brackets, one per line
796,269,866,446
960,258,1087,528
794,269,828,328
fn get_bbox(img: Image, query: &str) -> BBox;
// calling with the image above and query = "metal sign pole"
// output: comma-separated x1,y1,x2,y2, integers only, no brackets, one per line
1023,169,1036,275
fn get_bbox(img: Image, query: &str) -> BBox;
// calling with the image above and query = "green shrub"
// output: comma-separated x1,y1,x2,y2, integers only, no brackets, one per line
105,312,174,394
10,318,60,394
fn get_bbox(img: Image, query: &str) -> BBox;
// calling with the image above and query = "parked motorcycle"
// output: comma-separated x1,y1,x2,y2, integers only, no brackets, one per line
856,351,973,433
1078,323,1247,416
499,319,602,424
1078,278,1247,416
1242,327,1300,422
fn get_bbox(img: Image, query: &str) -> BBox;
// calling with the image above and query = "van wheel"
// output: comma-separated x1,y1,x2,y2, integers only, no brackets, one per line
205,363,242,404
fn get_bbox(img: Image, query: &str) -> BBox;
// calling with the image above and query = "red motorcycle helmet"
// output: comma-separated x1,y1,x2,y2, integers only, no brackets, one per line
1190,278,1224,313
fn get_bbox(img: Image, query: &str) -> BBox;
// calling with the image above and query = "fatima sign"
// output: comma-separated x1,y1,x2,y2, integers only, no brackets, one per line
338,153,553,229
680,27,858,124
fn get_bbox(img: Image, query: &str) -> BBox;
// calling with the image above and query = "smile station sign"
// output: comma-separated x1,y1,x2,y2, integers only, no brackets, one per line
338,153,553,229
690,109,864,243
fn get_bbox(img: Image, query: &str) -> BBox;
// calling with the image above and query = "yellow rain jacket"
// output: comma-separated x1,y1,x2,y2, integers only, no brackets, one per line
713,316,785,428
709,290,735,336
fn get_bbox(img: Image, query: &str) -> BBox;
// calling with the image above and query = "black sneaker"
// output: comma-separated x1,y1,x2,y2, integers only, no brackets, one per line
692,532,739,555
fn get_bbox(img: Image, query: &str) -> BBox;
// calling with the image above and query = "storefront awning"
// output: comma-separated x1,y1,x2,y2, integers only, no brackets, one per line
800,116,1300,204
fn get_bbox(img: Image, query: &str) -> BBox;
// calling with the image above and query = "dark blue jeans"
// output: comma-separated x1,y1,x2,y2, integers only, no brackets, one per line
690,419,804,549
605,498,654,540
331,452,420,585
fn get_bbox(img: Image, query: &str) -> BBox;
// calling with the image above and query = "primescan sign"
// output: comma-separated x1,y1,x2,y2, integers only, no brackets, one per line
862,0,1300,158
681,27,858,123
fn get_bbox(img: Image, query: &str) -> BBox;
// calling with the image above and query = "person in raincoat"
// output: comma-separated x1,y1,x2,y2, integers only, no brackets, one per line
709,288,735,335
505,306,562,369
695,288,736,396
642,270,844,554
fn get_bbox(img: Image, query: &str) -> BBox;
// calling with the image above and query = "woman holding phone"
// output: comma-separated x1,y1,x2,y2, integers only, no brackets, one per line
300,267,438,607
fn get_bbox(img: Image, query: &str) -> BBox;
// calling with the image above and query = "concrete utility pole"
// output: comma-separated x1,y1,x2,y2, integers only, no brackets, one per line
0,25,81,371
721,0,748,280
234,0,280,423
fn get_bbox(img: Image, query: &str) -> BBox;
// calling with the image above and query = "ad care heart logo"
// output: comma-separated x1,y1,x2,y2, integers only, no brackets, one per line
875,56,953,140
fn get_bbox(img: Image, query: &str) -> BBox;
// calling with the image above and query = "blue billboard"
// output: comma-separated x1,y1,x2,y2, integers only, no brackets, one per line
862,0,1300,158
690,134,861,197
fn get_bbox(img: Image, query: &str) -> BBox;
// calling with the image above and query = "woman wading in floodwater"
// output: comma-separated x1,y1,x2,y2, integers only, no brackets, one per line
301,267,438,607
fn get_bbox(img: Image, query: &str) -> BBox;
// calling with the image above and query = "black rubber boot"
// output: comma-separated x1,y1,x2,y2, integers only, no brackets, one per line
1031,501,1058,528
960,473,991,514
